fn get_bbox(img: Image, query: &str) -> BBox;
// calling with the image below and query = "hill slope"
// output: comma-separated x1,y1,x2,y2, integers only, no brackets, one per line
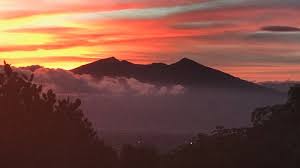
72,57,268,90
71,57,284,133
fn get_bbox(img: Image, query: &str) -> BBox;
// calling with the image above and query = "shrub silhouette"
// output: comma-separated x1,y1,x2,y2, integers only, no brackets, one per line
119,144,160,168
163,85,300,168
0,63,117,168
2,62,299,168
248,84,300,168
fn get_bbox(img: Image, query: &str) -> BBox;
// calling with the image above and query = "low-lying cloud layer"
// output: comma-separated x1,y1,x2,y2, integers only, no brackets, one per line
1,66,286,133
18,67,185,96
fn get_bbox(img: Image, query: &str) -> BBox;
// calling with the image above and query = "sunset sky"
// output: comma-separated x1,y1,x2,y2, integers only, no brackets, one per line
0,0,300,81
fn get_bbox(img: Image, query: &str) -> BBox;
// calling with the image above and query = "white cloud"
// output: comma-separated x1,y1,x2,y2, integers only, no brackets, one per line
0,65,284,132
72,0,251,20
27,67,186,96
72,0,300,20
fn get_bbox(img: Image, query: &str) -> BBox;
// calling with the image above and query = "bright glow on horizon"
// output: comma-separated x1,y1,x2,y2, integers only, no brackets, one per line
0,0,300,81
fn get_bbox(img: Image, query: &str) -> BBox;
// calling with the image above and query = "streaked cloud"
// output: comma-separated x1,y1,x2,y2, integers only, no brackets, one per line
171,21,236,29
0,0,299,81
247,31,300,43
261,26,300,32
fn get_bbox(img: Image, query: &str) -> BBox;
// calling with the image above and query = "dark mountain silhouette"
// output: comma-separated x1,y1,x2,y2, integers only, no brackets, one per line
72,57,270,90
70,57,284,133
20,65,44,71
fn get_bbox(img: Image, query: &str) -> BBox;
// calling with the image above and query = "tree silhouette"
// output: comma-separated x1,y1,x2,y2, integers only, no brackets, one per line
0,63,117,168
163,85,300,168
248,84,300,168
2,62,300,168
119,144,159,168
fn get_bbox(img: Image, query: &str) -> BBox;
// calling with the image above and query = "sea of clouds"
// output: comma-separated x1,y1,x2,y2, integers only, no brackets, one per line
0,65,285,133
32,68,185,96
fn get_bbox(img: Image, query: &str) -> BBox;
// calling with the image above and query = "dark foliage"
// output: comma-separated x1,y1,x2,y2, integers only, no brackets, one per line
0,63,117,168
1,62,299,168
162,85,300,168
116,84,300,168
119,144,160,168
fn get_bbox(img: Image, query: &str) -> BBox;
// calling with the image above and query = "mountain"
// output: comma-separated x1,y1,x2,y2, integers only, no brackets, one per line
261,81,300,93
71,57,285,133
72,57,270,90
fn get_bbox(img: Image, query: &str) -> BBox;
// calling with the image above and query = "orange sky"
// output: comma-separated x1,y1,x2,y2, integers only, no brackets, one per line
0,0,300,81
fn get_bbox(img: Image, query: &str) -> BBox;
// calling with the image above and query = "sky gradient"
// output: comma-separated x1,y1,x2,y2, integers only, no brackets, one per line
0,0,300,81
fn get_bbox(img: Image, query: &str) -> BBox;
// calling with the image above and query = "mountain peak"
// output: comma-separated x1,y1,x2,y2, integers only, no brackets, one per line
171,57,203,69
177,58,199,65
72,57,274,91
98,57,120,63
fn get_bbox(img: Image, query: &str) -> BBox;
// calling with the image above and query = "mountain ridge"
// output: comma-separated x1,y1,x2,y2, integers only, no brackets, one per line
71,57,275,92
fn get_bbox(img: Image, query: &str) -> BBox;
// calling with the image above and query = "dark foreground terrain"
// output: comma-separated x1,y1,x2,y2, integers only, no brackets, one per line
1,63,299,168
